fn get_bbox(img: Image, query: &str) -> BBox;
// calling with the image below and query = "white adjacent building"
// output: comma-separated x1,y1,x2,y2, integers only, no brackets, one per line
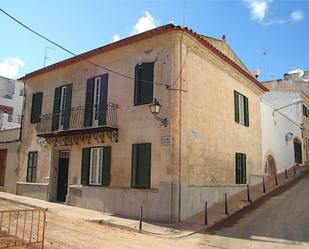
261,90,307,175
0,76,24,129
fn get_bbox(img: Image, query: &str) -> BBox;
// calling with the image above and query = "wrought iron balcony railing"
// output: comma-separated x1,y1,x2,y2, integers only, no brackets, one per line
36,103,118,136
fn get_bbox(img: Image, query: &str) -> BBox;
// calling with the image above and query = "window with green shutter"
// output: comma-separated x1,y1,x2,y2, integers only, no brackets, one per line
134,63,154,106
80,146,111,186
234,91,249,127
131,143,151,189
27,151,38,182
30,92,43,124
52,84,72,131
235,153,246,184
84,74,108,127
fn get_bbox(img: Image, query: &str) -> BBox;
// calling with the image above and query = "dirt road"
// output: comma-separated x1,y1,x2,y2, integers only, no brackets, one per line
2,170,309,248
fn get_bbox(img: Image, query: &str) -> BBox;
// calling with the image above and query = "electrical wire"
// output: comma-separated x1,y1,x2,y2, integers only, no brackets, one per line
0,8,173,87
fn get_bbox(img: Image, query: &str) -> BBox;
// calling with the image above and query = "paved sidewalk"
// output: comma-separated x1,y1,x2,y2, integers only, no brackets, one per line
186,164,308,228
0,165,307,238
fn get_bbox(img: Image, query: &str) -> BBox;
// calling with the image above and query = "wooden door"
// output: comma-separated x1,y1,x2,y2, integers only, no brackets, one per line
0,149,7,187
57,151,69,202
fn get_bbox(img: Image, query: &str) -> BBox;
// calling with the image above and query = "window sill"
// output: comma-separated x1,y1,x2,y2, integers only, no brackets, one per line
235,122,249,128
16,182,48,186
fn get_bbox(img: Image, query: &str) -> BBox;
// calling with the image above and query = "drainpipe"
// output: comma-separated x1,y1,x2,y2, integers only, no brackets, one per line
178,31,184,222
19,81,26,142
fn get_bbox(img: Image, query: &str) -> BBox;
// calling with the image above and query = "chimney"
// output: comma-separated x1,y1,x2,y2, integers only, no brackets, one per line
221,34,226,42
251,69,260,79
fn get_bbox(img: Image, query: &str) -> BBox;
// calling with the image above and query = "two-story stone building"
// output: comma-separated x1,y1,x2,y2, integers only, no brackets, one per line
17,24,267,222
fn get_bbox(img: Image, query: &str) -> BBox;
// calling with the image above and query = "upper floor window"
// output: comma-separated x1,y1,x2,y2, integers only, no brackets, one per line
84,74,108,127
234,91,249,127
303,105,308,117
30,92,43,124
52,84,72,131
134,62,154,106
27,151,38,183
19,88,24,97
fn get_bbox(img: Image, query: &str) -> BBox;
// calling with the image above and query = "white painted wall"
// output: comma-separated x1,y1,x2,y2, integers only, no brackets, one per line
261,91,303,125
0,76,24,118
261,100,303,174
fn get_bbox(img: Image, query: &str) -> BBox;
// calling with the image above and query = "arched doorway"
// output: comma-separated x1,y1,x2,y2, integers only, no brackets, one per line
265,155,276,176
294,138,303,164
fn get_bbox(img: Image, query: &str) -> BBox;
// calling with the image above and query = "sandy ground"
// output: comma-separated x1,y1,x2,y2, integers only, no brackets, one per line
1,171,309,249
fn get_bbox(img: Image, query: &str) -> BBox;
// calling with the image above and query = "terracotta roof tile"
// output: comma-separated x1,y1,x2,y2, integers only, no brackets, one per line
20,24,268,92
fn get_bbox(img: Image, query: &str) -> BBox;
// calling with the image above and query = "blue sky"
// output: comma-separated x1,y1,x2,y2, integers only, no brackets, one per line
0,0,308,81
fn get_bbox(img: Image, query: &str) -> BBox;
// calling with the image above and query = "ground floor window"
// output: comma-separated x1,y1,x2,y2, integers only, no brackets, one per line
235,153,246,184
131,143,151,189
27,151,38,183
294,139,302,164
81,146,111,186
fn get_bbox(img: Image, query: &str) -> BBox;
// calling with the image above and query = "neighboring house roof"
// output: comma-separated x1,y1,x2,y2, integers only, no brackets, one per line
0,75,13,81
20,24,268,92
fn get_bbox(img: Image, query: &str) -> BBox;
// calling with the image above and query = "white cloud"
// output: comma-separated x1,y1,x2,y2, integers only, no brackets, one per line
263,19,287,26
0,57,25,79
112,34,121,42
131,11,159,35
243,0,272,21
291,10,304,22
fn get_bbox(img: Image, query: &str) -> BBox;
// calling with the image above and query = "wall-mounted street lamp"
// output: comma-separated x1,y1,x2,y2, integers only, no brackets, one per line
149,98,168,127
285,132,293,142
272,98,303,116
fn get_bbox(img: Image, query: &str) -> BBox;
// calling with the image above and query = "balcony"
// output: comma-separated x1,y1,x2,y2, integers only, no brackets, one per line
0,113,22,130
36,103,118,140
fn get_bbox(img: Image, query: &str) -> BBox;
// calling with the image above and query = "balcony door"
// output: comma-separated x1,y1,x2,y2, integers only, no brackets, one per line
84,74,108,128
92,77,101,127
52,84,72,132
59,85,68,130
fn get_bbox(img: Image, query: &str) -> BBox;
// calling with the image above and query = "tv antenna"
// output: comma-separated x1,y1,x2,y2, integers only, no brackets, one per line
261,51,268,81
43,46,55,67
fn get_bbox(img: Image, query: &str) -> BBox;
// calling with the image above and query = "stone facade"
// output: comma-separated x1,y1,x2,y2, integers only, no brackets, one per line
18,25,265,222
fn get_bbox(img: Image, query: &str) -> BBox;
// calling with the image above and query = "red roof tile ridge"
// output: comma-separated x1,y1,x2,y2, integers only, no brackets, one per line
20,23,267,92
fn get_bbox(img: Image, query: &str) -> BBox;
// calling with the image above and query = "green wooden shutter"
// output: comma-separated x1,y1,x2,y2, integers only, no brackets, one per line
63,84,72,130
241,154,247,184
140,63,154,105
84,78,94,127
132,143,151,188
52,87,61,131
235,153,241,184
99,74,108,126
26,152,33,182
81,148,90,186
102,146,111,186
234,91,239,123
30,92,43,124
244,96,249,127
134,63,154,105
139,143,151,188
131,144,138,187
26,151,37,182
134,64,142,105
